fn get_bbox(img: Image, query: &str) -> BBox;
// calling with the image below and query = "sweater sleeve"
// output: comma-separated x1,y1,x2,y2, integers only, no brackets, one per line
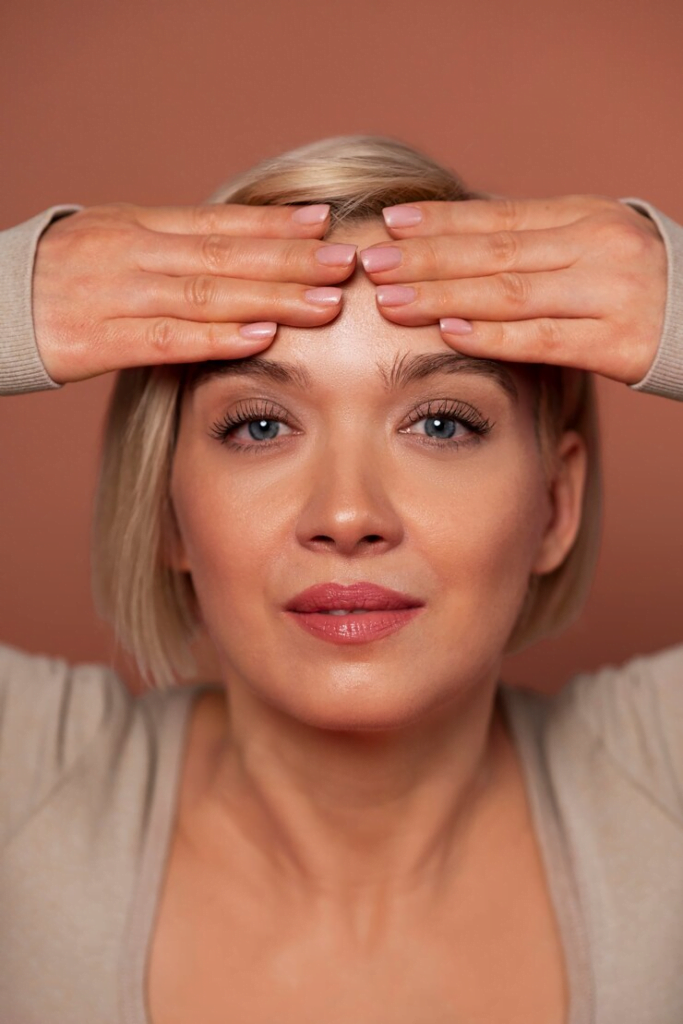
1,200,683,399
620,198,683,401
0,205,81,396
0,641,133,851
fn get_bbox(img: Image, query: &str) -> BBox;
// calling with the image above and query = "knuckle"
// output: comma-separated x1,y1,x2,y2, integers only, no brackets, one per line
200,233,232,271
416,237,441,275
498,271,530,308
488,230,520,268
494,198,519,230
149,317,175,354
282,240,305,271
191,205,222,235
535,317,563,353
184,275,215,309
203,322,225,354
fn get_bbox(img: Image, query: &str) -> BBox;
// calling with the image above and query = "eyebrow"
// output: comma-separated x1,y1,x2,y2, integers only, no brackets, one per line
187,351,518,403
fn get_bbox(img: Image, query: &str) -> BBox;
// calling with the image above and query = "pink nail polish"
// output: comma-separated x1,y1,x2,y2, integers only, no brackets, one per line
360,247,402,272
292,204,330,225
376,285,416,307
316,244,357,267
239,322,277,340
305,287,343,305
440,318,473,335
382,206,423,228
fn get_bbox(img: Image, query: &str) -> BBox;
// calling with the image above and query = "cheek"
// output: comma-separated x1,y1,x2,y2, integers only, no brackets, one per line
170,451,292,620
414,450,548,633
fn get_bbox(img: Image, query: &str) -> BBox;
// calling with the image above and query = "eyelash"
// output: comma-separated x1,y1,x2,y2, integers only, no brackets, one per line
208,398,493,452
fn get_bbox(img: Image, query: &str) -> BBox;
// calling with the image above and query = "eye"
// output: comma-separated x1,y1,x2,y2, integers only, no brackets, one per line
407,415,469,440
232,418,293,442
208,400,296,447
400,399,492,445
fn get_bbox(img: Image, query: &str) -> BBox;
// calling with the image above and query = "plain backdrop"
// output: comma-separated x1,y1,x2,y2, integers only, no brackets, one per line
1,0,681,695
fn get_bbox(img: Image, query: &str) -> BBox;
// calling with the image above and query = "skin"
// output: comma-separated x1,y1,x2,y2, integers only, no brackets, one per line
29,185,666,1017
167,220,587,931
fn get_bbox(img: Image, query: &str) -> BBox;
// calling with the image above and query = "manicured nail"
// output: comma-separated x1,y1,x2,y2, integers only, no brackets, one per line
316,244,357,267
360,246,402,272
292,204,330,225
376,285,416,306
382,205,423,228
239,322,277,340
440,318,473,335
305,287,343,305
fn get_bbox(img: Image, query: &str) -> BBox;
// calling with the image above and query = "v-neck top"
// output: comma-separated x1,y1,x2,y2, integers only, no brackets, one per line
3,642,683,1023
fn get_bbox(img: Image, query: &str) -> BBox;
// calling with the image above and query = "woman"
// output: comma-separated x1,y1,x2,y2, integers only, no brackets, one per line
0,136,681,1024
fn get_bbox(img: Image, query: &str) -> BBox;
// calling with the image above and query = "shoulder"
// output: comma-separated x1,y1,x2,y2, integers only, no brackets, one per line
502,642,683,818
0,641,176,848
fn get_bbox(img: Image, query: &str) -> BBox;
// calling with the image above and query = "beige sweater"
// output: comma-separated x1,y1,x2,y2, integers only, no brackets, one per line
1,201,682,1024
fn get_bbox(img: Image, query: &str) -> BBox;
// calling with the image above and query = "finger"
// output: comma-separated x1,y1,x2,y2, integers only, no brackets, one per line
88,319,283,375
438,316,605,372
128,274,344,326
381,195,618,237
359,224,581,283
136,233,357,283
374,269,608,326
134,202,331,238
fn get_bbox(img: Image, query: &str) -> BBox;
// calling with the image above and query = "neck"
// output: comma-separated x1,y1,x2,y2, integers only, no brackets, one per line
185,668,512,912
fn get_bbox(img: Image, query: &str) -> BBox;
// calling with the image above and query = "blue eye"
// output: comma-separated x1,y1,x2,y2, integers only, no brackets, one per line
243,419,285,441
209,398,492,449
401,400,491,445
413,416,461,440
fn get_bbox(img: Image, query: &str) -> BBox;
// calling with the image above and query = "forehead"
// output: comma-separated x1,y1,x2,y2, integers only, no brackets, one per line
188,218,532,405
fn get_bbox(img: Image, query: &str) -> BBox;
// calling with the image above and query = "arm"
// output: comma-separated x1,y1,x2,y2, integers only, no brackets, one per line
361,192,682,401
1,200,356,394
621,198,683,401
0,206,80,395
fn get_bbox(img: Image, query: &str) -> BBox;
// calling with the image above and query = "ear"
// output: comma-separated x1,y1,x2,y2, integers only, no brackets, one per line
163,506,192,573
531,430,588,576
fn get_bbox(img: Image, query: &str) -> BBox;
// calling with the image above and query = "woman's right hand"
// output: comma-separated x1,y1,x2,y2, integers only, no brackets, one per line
32,202,356,384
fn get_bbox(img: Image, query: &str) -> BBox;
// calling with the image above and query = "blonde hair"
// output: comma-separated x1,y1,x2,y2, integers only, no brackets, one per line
92,135,601,689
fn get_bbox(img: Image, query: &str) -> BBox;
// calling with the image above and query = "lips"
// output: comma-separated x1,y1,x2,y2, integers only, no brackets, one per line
286,582,424,614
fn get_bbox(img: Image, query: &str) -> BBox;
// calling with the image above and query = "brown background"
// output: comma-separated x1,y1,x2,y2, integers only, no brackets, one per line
1,0,681,695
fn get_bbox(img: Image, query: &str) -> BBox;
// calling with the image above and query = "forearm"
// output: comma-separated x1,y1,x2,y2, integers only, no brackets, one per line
0,206,80,396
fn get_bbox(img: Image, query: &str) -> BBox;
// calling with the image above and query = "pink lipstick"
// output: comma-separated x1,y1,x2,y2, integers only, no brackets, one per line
285,582,424,645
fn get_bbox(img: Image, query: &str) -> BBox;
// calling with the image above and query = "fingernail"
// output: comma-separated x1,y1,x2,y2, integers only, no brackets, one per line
360,246,402,272
316,243,357,267
440,318,473,335
382,205,423,228
305,287,343,305
292,204,330,225
239,322,277,340
376,285,416,307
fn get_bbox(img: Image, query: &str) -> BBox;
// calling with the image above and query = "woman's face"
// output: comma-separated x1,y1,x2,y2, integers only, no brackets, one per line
171,220,570,730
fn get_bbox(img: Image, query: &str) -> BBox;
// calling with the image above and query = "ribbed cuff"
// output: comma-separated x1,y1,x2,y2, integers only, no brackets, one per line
620,198,683,402
0,205,82,396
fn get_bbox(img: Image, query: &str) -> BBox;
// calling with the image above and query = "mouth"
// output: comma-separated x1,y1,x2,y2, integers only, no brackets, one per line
285,582,424,645
285,581,424,614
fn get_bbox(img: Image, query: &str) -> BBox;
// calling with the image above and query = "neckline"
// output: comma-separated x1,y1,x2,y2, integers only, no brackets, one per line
497,684,595,1024
119,682,594,1024
119,682,216,1024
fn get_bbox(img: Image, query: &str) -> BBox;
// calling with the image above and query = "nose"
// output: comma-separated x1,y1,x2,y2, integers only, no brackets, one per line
295,446,405,557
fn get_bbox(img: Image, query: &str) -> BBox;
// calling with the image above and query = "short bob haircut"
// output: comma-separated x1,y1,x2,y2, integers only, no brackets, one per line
91,135,601,690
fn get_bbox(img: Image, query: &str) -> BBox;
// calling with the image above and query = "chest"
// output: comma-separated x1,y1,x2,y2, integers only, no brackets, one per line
146,826,569,1024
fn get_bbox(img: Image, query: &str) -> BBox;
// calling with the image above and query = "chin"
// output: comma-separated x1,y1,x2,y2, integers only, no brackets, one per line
250,664,470,735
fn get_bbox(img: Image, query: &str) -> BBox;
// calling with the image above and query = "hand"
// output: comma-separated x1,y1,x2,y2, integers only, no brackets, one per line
359,195,667,386
33,202,357,384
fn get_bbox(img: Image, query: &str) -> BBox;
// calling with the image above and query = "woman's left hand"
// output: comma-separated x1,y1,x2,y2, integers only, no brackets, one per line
359,195,667,386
